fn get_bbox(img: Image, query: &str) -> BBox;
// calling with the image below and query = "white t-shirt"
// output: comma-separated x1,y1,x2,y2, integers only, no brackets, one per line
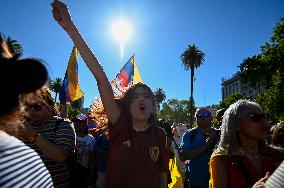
0,131,53,188
76,134,95,168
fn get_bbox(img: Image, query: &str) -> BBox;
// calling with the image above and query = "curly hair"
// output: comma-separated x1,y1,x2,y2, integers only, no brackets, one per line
271,121,284,148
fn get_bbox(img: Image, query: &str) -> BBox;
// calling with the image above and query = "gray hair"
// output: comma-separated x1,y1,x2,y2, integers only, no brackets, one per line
216,99,263,154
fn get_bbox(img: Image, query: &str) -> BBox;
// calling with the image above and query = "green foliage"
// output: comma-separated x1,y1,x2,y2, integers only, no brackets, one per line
154,88,166,113
239,55,265,91
159,99,192,126
50,77,63,102
4,36,23,56
67,105,81,120
219,93,244,109
181,44,205,71
238,18,284,124
256,71,284,124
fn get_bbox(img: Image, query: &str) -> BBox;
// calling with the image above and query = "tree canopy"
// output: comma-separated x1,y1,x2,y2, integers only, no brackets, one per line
238,18,284,124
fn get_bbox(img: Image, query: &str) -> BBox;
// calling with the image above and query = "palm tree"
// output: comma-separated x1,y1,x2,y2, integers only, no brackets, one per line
50,77,63,102
181,44,205,127
154,88,166,113
4,36,23,56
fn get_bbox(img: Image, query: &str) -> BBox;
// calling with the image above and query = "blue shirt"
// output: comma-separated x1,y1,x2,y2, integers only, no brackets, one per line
94,133,109,172
180,127,216,188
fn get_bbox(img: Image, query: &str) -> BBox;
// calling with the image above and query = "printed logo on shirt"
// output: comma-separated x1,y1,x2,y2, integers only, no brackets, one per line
123,140,131,147
149,146,159,162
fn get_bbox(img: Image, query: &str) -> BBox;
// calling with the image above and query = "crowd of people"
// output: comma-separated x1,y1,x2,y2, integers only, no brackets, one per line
0,0,283,188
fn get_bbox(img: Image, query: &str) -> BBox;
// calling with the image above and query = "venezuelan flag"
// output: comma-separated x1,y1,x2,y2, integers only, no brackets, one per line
111,55,143,96
59,47,84,103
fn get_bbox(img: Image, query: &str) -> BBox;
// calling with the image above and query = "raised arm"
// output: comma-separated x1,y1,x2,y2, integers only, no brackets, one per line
51,0,121,123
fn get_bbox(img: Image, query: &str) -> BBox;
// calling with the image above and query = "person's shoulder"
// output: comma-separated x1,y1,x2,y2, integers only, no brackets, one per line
211,147,230,159
263,144,284,159
154,126,167,136
0,133,24,148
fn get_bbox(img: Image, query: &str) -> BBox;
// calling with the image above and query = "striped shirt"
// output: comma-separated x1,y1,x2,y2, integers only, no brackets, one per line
25,118,76,188
0,131,53,188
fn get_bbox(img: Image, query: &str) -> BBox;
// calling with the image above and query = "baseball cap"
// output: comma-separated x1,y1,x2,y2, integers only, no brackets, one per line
73,114,88,124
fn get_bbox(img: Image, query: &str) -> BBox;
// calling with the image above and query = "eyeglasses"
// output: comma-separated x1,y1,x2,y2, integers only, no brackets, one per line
132,93,151,99
249,113,266,123
25,103,44,111
196,112,211,118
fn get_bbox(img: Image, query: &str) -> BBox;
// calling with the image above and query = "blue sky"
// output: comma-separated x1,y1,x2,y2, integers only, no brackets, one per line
1,0,283,108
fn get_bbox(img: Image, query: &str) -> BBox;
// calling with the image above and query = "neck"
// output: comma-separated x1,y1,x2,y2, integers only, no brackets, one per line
239,135,260,153
198,125,211,132
132,120,149,132
32,116,53,125
77,132,87,137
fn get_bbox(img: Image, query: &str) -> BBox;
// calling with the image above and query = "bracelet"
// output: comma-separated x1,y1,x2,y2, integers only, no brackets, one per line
28,132,40,144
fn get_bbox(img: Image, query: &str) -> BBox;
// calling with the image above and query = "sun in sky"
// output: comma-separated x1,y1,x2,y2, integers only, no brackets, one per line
111,20,132,59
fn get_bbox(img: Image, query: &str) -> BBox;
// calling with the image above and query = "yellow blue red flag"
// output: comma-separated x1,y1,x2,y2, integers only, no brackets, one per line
60,47,84,103
111,54,143,96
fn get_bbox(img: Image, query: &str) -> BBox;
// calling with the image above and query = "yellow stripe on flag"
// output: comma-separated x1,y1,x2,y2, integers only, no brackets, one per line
67,47,83,101
132,56,143,84
168,157,184,188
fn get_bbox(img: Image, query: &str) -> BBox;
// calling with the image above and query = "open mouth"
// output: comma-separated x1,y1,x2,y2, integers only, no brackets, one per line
139,105,145,111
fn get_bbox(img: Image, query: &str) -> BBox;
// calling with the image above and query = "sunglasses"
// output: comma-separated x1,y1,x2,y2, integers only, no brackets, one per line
196,112,211,118
132,93,151,99
249,113,266,123
25,103,44,111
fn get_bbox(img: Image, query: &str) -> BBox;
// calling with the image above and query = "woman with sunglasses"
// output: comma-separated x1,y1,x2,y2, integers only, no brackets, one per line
51,1,169,187
21,86,76,188
209,99,284,188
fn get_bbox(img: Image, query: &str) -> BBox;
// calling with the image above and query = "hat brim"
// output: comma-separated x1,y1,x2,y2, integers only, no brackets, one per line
0,58,48,95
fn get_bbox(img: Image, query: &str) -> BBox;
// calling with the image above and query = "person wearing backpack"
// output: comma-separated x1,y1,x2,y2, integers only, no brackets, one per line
180,108,218,188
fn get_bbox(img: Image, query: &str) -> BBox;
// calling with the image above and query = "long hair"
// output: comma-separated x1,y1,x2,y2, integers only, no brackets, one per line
22,86,59,117
121,83,158,126
216,99,264,155
0,34,47,134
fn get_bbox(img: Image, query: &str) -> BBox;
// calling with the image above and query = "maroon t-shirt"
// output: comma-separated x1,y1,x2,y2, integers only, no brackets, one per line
106,113,169,188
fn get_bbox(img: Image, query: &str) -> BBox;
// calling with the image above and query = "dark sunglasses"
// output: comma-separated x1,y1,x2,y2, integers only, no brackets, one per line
249,113,266,123
25,103,44,111
132,93,151,99
196,112,211,118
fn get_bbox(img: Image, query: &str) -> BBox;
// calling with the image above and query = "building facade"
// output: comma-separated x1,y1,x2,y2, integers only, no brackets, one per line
221,72,265,100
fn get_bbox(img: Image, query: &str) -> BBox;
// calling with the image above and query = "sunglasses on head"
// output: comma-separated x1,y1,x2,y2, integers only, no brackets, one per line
249,113,266,123
196,112,211,118
25,103,44,111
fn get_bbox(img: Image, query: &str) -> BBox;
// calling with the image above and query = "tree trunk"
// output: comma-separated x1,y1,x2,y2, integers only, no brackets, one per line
189,66,194,128
55,92,58,102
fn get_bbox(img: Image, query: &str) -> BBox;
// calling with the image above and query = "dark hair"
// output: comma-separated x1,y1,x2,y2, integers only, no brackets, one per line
271,121,284,148
121,83,158,126
0,34,48,128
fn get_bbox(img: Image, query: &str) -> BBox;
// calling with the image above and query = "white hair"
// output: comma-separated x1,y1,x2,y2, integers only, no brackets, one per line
216,99,263,154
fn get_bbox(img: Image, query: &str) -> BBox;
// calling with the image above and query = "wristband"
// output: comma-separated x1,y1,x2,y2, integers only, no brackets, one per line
28,132,40,144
